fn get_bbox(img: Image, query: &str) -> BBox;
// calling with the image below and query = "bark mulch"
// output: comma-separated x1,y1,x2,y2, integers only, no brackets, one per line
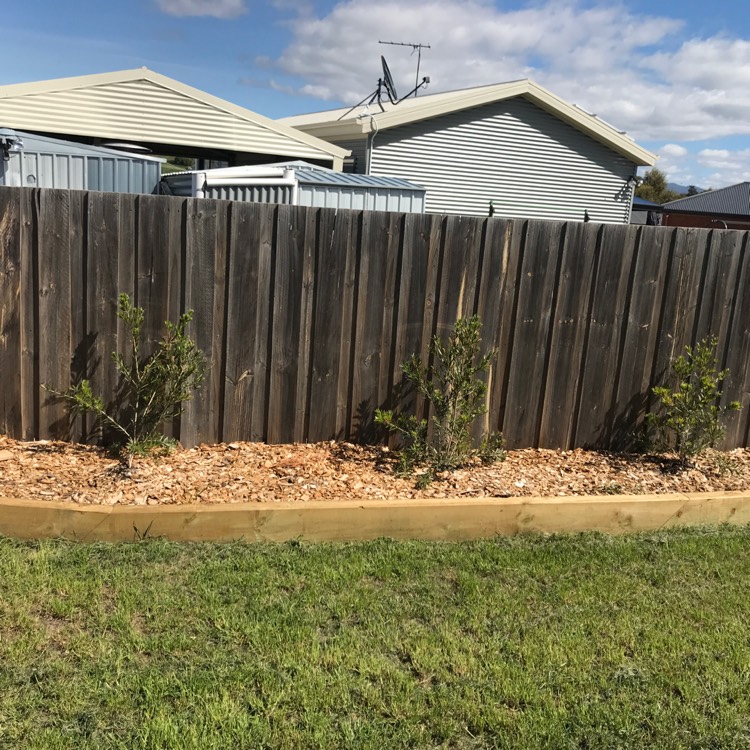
1,436,749,506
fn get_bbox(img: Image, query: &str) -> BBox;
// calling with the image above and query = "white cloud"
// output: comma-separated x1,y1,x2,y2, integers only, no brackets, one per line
651,143,695,185
260,0,750,186
271,0,683,109
267,0,750,147
660,144,688,158
698,148,731,164
647,38,750,89
694,148,750,185
155,0,246,19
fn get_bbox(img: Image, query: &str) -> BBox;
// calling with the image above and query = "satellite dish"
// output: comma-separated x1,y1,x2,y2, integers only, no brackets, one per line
337,55,429,120
381,56,398,103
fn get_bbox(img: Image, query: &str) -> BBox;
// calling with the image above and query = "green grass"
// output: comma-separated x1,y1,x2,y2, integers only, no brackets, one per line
1,528,750,749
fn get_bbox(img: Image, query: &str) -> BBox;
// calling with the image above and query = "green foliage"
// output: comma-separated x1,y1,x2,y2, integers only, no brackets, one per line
647,336,741,463
711,451,740,477
635,167,682,204
170,156,195,169
51,293,206,457
160,155,196,174
478,430,507,465
375,316,505,482
599,481,625,495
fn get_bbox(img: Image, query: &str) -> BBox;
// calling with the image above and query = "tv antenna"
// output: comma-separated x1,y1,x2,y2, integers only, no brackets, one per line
379,40,431,95
337,55,430,120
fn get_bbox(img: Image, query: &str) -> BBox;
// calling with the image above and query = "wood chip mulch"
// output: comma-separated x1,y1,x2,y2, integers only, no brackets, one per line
1,436,750,506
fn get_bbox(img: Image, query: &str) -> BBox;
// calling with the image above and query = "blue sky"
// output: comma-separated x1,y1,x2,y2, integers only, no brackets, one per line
3,0,750,188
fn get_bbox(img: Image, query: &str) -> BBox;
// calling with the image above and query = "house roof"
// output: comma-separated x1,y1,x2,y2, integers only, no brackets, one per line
633,196,662,208
662,183,750,217
0,68,349,166
279,79,656,167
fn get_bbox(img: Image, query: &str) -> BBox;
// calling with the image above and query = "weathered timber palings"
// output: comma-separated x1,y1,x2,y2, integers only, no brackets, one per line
1,185,749,449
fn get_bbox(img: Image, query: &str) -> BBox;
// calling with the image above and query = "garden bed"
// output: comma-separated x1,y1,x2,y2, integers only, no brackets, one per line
1,435,749,506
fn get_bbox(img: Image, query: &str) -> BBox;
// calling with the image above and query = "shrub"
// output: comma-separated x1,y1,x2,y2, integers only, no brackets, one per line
49,293,206,458
375,315,505,483
647,336,741,463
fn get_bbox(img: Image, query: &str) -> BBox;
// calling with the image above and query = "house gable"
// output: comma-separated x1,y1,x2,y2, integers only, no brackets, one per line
0,69,348,167
280,79,655,168
369,97,636,221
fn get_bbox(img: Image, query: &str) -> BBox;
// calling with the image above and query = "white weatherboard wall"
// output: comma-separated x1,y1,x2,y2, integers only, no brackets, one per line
367,98,636,222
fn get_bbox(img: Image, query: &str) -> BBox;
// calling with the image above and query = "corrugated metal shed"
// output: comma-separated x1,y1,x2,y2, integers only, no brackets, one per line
0,127,162,193
295,168,425,212
368,98,635,221
0,68,349,169
663,183,750,216
160,162,426,213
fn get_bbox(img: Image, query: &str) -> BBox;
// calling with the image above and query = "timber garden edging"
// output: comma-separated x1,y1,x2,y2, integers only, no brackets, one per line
1,491,749,543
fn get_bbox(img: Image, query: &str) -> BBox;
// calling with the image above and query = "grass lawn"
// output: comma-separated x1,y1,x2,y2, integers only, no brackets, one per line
1,527,750,749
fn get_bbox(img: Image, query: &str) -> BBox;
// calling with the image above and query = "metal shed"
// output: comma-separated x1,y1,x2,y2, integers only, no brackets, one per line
0,128,162,193
160,161,426,213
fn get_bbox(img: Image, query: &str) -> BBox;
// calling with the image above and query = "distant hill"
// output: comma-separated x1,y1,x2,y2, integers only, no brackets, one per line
668,182,705,196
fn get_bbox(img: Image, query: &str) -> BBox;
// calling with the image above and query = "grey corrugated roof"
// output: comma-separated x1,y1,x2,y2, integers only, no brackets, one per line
663,182,750,216
164,161,427,197
165,161,425,191
294,167,425,191
633,196,661,208
0,126,164,162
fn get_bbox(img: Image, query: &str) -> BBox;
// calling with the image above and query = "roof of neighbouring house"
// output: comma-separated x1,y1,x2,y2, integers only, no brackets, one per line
662,183,750,216
0,68,349,166
633,196,662,208
279,79,656,167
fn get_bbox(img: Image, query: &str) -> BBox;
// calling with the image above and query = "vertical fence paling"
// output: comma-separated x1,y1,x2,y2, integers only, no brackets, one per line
2,184,750,450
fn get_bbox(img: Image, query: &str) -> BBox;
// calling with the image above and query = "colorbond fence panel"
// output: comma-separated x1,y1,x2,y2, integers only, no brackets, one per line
2,184,750,450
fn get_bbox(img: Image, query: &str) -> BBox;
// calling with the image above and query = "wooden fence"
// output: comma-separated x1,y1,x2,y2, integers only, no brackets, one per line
1,186,749,449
